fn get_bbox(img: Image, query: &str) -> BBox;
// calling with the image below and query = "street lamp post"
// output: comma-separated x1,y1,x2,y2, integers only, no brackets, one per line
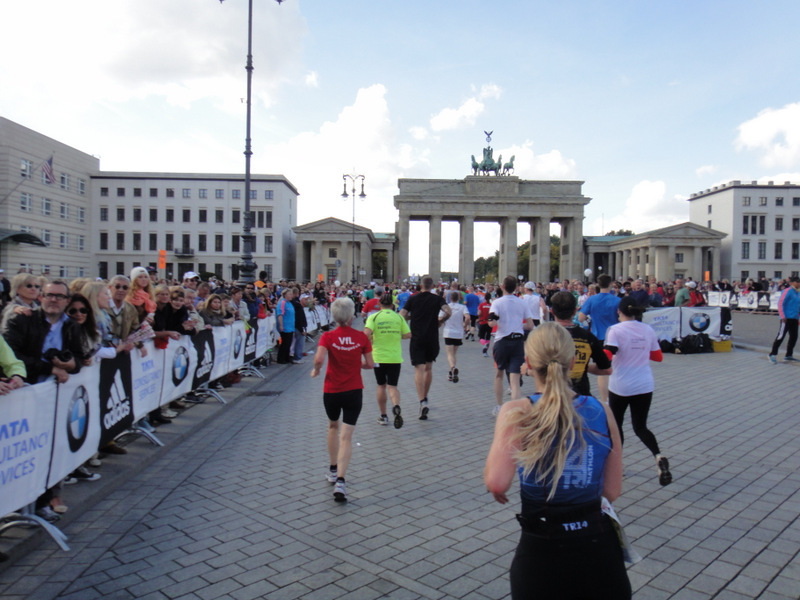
341,173,366,284
220,0,285,284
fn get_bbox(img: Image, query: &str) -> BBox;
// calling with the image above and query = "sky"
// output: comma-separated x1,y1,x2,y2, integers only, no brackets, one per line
3,0,800,276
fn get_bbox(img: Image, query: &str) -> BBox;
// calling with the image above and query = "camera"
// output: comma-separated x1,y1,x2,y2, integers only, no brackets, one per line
43,348,74,363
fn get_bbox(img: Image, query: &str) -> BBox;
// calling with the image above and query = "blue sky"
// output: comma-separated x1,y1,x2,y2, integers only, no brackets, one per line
3,0,800,275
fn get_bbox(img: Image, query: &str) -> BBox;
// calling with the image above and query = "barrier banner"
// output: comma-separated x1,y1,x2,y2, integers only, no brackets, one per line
244,319,258,364
210,327,231,381
769,292,781,311
729,293,739,309
707,291,731,308
98,351,134,447
740,292,759,310
680,307,722,340
191,330,215,390
0,382,56,518
643,308,681,341
48,368,102,488
161,336,196,403
227,321,246,374
255,318,269,358
131,345,166,420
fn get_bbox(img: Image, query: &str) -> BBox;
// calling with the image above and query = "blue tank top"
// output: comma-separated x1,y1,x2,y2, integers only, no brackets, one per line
518,394,611,506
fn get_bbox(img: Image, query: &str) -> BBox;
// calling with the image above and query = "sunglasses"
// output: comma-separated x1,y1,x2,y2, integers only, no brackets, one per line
25,283,41,289
68,307,89,315
171,296,184,300
44,293,69,301
114,284,129,290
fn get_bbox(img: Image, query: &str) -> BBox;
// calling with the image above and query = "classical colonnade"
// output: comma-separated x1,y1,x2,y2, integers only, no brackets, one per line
394,176,590,284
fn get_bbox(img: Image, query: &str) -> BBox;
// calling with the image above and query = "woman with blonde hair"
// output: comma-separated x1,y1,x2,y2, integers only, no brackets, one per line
127,266,157,325
484,322,629,599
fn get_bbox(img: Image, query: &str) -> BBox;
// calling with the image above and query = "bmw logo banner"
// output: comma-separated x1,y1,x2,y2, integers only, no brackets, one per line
680,307,722,338
47,369,101,488
160,339,196,401
0,381,57,518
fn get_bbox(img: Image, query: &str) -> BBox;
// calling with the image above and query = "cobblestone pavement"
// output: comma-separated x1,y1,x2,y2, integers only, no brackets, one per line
0,328,798,599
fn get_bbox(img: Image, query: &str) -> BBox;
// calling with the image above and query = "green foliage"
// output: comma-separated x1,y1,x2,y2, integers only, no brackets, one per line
605,229,634,236
472,236,561,282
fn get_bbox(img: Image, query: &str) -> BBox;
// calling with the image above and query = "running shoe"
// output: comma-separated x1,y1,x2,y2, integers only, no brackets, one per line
784,356,799,362
482,348,489,357
452,368,459,383
658,457,673,486
35,506,60,523
326,469,338,484
71,466,101,482
393,404,403,429
492,405,501,417
377,415,389,426
419,399,429,420
448,369,453,381
768,355,777,364
333,480,348,502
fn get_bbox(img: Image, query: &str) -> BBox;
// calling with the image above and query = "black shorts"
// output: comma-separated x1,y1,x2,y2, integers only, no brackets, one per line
478,323,492,341
493,336,525,373
373,363,401,386
409,338,439,366
444,338,463,346
469,314,478,326
323,389,363,426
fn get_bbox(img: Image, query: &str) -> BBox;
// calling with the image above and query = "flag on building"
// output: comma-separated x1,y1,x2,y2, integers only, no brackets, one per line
42,155,56,184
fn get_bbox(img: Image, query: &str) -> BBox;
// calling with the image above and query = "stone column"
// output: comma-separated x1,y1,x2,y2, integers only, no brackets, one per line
530,217,550,283
429,216,442,282
339,240,348,283
295,238,306,281
666,245,676,278
459,216,475,284
499,216,518,279
397,214,410,281
571,216,584,280
314,240,323,282
385,246,394,283
360,238,371,283
617,250,624,280
712,246,721,281
648,245,657,280
692,246,703,281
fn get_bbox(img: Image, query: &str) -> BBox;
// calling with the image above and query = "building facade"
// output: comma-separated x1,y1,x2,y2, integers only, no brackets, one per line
0,117,298,281
0,117,97,278
293,217,395,284
584,223,725,283
92,172,297,281
688,180,800,282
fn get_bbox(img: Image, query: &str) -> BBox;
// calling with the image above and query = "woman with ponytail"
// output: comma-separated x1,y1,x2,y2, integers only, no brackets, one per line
484,322,629,599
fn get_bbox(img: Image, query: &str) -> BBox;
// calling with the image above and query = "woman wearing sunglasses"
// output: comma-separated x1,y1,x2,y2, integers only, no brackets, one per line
0,273,44,329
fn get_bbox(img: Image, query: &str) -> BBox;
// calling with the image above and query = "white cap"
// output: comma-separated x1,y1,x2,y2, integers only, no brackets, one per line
524,281,535,290
686,281,697,288
183,271,199,280
300,293,311,300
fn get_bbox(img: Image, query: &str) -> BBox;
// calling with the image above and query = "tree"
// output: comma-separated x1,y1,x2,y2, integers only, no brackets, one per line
605,229,634,236
550,235,560,281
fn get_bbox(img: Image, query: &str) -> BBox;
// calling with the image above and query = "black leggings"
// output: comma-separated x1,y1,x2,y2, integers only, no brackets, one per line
509,522,630,599
608,391,661,456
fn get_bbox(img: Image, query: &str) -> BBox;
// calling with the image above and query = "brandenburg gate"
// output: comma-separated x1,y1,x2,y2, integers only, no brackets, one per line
394,176,590,284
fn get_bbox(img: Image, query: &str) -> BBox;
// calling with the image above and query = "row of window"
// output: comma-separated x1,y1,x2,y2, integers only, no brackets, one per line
741,196,800,207
18,227,85,251
741,270,799,282
98,207,273,228
98,232,274,254
19,193,86,222
16,264,87,278
20,159,86,194
741,241,799,261
100,186,274,201
741,215,800,235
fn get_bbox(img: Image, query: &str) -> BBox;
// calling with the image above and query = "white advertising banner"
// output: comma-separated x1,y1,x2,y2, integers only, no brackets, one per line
643,308,681,341
47,368,102,488
130,345,167,420
680,307,723,340
0,382,56,517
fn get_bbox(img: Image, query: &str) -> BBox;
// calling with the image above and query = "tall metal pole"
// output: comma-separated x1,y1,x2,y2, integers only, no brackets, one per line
221,0,285,284
341,174,365,284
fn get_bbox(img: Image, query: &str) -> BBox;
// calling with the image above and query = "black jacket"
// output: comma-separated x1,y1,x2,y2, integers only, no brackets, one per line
1,309,84,384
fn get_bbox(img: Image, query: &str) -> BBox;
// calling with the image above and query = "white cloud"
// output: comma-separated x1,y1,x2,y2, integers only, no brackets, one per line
260,84,431,233
409,126,428,141
429,84,503,132
305,72,319,88
591,180,688,235
735,102,800,169
695,165,717,177
491,141,577,179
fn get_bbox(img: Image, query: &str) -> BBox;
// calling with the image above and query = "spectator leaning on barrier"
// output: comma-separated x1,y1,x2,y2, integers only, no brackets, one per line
1,280,84,522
